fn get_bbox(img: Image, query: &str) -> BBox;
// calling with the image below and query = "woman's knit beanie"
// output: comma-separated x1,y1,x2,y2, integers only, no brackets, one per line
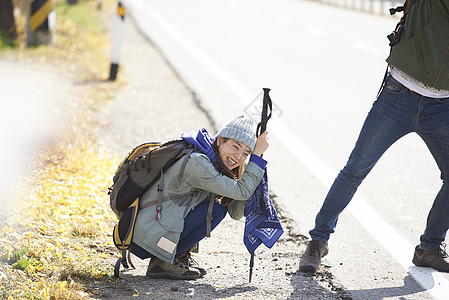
215,115,256,151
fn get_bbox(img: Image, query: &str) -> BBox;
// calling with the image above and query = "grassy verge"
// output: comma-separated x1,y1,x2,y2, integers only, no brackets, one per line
0,0,123,298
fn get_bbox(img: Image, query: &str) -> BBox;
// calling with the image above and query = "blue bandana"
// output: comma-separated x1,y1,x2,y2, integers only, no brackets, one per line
181,128,217,165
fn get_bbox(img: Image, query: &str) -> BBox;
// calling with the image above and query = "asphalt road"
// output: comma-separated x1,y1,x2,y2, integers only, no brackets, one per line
121,0,449,299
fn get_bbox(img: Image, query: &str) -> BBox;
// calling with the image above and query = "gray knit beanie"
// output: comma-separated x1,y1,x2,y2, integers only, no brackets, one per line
215,115,256,151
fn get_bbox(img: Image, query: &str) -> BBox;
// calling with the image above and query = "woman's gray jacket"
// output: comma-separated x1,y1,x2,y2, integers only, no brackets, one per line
132,152,265,263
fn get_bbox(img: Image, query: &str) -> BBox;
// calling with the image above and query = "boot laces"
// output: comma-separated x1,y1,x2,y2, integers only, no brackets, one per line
173,254,189,270
177,252,199,268
438,243,448,258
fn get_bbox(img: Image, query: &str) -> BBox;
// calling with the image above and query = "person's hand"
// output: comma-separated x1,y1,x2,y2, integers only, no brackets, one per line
252,131,269,157
216,196,233,206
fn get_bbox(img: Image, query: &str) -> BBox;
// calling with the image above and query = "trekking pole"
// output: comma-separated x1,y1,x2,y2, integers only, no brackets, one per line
249,253,255,283
256,88,272,138
249,88,273,283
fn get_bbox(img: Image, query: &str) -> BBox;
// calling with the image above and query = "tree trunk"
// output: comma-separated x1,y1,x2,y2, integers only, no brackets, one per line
0,0,17,40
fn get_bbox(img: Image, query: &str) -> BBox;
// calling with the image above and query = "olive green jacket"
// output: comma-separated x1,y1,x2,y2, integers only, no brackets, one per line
132,152,265,263
386,0,449,90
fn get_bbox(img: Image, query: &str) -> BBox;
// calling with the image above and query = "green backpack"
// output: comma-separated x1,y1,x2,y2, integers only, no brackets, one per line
108,140,196,277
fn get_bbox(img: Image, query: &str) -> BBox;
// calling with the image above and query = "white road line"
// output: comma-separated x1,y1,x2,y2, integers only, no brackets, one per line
131,0,254,101
129,1,449,298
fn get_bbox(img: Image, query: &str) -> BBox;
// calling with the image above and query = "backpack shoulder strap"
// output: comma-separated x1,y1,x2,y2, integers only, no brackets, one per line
377,0,419,100
176,148,195,187
139,147,195,214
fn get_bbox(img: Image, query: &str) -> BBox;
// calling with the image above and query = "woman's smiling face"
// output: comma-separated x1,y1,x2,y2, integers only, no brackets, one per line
217,137,251,171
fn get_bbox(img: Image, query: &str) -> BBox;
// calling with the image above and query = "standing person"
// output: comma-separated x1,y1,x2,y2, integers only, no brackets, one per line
130,115,269,280
299,0,449,273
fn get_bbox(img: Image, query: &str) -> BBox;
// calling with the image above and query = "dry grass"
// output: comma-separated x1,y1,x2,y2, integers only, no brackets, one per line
0,0,125,298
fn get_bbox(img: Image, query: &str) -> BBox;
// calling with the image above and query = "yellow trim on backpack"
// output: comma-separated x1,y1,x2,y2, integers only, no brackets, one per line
115,142,161,172
113,198,140,250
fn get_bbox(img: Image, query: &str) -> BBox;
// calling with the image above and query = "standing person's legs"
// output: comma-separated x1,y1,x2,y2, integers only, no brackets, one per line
311,76,417,241
412,96,449,272
300,76,417,272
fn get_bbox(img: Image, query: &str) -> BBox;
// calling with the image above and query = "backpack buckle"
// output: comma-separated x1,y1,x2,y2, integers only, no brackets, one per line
155,205,162,220
389,5,404,15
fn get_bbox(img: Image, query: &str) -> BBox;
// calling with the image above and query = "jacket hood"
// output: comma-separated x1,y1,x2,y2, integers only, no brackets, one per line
181,128,217,165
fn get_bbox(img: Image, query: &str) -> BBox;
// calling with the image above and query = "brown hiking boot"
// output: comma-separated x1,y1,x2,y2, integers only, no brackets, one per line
146,256,201,280
412,244,449,272
176,251,207,277
299,239,329,273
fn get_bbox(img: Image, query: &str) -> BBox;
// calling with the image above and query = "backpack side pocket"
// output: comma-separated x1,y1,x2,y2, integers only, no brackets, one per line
113,198,139,250
112,171,146,213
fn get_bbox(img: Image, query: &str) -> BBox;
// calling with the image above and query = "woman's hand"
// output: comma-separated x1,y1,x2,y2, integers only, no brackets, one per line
216,196,233,206
252,131,269,157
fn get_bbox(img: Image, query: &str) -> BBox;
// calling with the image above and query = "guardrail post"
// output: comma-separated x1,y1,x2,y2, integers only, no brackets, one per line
26,0,54,46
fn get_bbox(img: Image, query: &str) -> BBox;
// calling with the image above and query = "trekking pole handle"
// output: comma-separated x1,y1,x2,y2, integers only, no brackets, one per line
256,88,272,137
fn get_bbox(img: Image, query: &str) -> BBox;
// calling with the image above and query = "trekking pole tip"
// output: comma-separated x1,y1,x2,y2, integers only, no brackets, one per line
249,253,255,283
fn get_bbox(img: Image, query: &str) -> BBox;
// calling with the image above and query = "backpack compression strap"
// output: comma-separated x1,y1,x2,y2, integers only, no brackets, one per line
206,195,215,237
114,249,135,278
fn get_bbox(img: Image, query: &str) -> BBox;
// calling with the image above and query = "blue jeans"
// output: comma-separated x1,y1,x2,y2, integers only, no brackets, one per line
176,199,228,254
310,75,449,251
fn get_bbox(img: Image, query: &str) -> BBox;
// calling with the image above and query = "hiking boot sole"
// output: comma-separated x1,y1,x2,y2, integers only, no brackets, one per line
299,264,318,273
412,257,429,268
146,271,200,280
195,267,207,277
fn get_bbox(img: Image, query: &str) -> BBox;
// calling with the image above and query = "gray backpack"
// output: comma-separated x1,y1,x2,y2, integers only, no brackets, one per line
108,139,195,219
109,140,196,277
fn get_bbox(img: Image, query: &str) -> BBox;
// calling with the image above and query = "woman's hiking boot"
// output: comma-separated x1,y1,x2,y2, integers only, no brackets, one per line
299,239,329,273
146,256,201,280
176,251,207,277
412,244,449,272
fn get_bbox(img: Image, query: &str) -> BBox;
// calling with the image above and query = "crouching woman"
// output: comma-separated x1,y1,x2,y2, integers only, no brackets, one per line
130,115,269,280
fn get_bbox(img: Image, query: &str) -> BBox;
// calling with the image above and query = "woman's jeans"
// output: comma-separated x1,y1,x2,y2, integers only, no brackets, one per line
310,75,449,251
177,199,228,254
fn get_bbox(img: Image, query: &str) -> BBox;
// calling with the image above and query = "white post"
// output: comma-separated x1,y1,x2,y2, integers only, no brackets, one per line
109,1,126,81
